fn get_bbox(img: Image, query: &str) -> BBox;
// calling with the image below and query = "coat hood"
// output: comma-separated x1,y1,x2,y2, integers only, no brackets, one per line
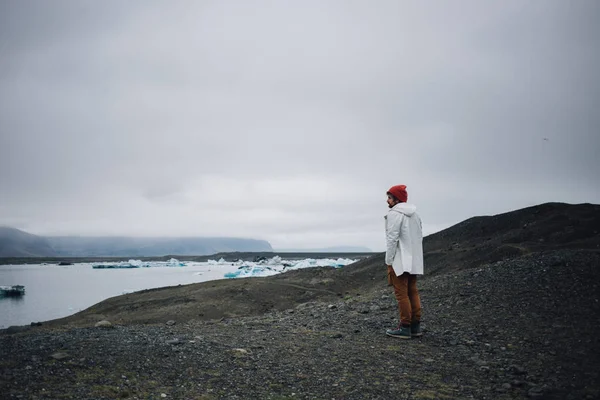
390,203,417,216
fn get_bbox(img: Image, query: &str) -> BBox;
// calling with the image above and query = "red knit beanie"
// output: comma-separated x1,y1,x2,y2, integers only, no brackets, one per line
387,185,408,202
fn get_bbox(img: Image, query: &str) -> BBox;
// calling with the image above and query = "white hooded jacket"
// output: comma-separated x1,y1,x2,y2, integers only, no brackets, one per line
385,203,424,275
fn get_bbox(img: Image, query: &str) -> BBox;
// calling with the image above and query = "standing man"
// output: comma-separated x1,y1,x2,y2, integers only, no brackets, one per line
384,185,424,339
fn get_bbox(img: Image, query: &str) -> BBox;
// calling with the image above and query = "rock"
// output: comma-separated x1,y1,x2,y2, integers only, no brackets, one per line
328,305,337,310
330,333,343,339
369,305,381,312
510,365,527,375
232,348,251,355
166,339,182,345
166,320,176,326
501,383,512,390
424,358,434,363
480,366,490,372
528,386,544,397
30,322,42,327
94,320,112,328
50,352,70,360
161,394,167,398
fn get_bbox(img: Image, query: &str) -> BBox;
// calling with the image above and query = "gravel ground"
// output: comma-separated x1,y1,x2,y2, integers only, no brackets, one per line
1,249,599,400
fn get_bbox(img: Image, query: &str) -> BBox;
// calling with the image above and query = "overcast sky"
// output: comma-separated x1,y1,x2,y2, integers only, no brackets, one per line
1,1,599,251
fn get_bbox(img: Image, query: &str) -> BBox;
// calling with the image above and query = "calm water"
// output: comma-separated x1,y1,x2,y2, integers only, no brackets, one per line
0,262,242,328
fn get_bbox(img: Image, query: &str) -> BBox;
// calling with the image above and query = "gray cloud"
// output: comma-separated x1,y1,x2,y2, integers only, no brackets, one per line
1,0,599,250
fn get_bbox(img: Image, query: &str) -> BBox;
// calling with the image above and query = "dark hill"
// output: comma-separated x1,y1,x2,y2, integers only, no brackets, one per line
423,202,600,274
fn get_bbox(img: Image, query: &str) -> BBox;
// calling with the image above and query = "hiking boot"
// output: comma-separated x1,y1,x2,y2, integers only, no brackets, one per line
386,325,411,339
411,321,422,337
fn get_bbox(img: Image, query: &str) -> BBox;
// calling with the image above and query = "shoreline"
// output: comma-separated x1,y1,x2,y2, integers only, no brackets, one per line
0,251,377,266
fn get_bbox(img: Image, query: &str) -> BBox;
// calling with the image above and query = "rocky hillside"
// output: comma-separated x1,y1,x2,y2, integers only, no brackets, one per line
423,202,600,275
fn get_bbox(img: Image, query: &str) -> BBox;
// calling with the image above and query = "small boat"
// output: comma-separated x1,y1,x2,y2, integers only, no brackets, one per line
0,285,25,297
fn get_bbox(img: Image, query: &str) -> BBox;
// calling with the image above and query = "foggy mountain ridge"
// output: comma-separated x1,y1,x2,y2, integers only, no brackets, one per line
0,227,273,257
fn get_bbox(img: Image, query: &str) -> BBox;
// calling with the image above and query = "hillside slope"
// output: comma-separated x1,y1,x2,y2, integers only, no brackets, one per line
423,202,600,274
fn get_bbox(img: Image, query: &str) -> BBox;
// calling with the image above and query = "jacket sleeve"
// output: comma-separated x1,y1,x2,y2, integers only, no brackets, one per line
385,211,403,265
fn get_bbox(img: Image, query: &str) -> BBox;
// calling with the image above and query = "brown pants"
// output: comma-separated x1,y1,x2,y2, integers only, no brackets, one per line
388,266,422,326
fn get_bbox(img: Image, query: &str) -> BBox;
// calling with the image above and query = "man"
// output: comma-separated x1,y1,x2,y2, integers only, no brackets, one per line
384,184,424,339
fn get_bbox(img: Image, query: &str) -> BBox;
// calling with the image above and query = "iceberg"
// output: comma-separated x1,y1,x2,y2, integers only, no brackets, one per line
92,258,186,269
207,258,227,265
166,258,186,267
0,285,25,297
223,256,356,279
92,263,139,269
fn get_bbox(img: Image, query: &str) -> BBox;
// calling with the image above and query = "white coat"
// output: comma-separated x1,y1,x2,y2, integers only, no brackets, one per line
385,203,424,275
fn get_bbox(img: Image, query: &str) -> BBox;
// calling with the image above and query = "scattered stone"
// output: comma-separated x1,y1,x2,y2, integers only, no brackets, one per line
330,333,343,339
510,365,527,375
501,383,512,390
369,305,381,312
94,320,112,328
232,348,251,355
528,386,544,397
166,339,182,345
50,352,70,360
166,320,176,326
161,394,167,398
327,304,337,310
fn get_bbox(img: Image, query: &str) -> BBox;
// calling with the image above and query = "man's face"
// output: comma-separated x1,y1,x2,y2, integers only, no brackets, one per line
387,194,397,208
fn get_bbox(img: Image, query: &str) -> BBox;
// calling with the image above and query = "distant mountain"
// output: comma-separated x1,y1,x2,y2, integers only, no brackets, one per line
0,227,273,257
0,227,58,257
275,246,373,253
